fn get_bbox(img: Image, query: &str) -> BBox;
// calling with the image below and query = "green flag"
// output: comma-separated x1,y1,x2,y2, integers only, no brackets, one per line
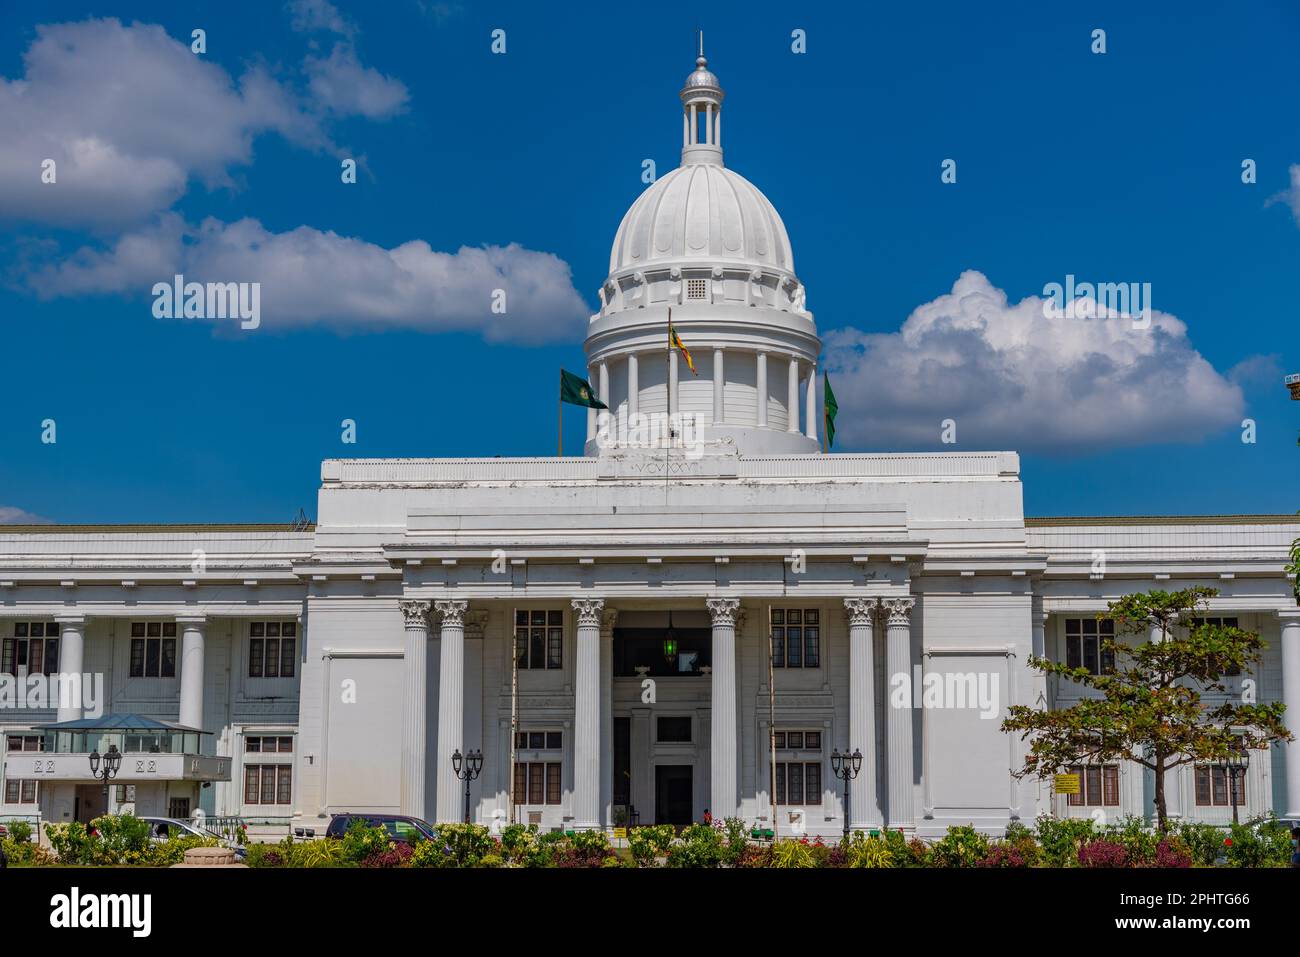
559,369,607,409
824,371,838,450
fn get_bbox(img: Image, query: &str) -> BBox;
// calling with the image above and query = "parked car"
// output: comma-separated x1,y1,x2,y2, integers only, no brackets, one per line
138,816,247,860
325,813,438,845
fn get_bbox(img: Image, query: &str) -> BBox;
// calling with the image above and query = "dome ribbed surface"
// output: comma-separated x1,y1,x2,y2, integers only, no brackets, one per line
609,164,793,275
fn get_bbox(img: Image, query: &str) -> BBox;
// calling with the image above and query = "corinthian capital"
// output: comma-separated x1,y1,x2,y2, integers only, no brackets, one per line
882,596,916,627
434,599,468,627
843,597,877,627
398,599,432,629
706,598,741,627
571,598,606,627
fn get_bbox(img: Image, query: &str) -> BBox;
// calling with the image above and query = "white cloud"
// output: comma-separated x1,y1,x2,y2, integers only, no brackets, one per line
1266,163,1300,225
0,17,407,230
32,215,591,344
304,44,409,119
287,0,356,37
823,270,1245,453
0,506,51,524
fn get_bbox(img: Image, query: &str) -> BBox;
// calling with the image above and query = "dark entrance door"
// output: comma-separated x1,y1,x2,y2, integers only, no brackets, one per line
654,765,693,825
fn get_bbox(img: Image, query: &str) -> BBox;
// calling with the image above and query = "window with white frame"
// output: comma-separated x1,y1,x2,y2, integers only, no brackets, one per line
1066,764,1119,807
129,622,176,678
4,734,42,805
770,609,820,669
248,622,297,678
773,729,823,805
242,733,293,806
243,764,293,805
514,610,563,670
513,729,562,805
2,622,60,676
1194,764,1246,806
1064,618,1115,676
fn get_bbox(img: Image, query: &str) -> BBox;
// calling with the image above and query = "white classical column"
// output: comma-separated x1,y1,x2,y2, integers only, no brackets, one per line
1030,604,1051,816
715,108,722,148
1280,611,1300,817
883,597,916,829
177,616,206,730
787,357,800,433
586,366,597,443
599,607,618,826
706,103,713,144
54,615,86,723
435,599,468,823
598,361,611,446
713,348,725,425
398,600,433,818
805,361,818,443
572,598,605,829
844,598,880,829
706,598,741,819
755,352,768,427
627,353,639,420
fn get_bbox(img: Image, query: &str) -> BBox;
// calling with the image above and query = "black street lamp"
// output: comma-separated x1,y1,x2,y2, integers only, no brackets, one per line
452,748,483,824
88,744,122,795
830,748,863,839
1217,742,1251,825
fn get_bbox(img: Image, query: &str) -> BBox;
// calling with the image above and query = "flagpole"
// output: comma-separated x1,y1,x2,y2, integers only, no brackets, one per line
557,391,562,457
822,372,827,454
768,604,777,839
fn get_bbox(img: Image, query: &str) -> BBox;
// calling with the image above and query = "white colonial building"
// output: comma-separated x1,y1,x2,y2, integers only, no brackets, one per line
2,54,1299,839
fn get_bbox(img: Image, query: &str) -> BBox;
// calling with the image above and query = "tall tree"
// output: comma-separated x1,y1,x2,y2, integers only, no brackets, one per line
1003,587,1291,832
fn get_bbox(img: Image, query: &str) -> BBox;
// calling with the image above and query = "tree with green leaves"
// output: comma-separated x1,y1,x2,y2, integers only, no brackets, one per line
1002,587,1291,832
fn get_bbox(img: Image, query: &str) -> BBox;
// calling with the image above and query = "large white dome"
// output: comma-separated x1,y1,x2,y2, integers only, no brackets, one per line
609,164,794,276
582,47,823,460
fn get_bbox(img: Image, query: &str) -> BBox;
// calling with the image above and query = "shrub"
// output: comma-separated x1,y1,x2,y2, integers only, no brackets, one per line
719,817,749,867
46,822,94,865
1078,839,1128,868
666,823,725,868
290,837,346,868
1104,816,1158,866
245,841,288,868
1223,818,1293,868
1035,815,1097,867
737,843,772,868
362,842,415,868
1153,838,1192,868
628,824,675,866
1173,822,1225,867
842,832,894,868
769,837,819,869
89,813,154,865
338,820,392,865
432,823,496,868
7,821,33,844
878,829,930,867
978,842,1029,868
1,837,56,866
558,829,614,868
929,825,990,868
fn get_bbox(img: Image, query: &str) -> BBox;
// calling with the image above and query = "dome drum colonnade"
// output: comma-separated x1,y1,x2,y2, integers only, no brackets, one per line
582,53,824,457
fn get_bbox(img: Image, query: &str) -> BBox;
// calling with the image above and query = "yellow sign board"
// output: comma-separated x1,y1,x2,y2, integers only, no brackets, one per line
1053,773,1081,795
612,828,627,839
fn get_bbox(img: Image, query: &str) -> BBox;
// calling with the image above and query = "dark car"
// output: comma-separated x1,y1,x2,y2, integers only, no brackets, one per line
325,813,437,845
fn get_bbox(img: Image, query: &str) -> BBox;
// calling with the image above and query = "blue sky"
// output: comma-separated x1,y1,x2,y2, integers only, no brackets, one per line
1,0,1297,523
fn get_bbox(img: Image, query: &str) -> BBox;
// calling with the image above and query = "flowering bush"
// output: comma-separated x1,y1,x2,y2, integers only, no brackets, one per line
338,820,392,865
1223,818,1293,868
362,841,415,868
929,825,990,868
841,832,894,868
978,842,1029,868
628,824,675,866
1078,839,1128,868
1153,838,1192,868
666,823,725,868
